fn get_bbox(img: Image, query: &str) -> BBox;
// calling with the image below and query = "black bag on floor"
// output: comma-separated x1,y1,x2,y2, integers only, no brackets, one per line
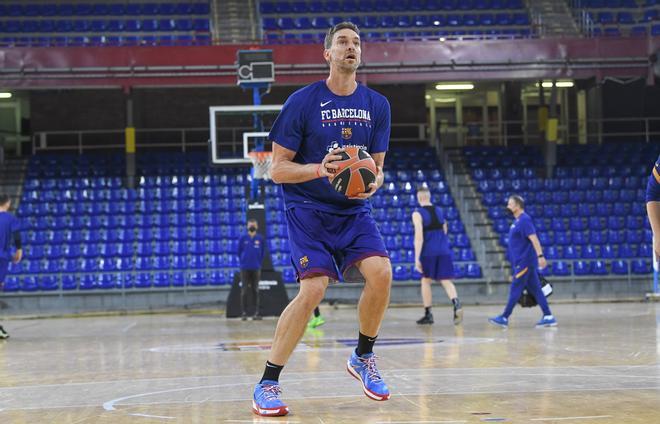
518,273,553,308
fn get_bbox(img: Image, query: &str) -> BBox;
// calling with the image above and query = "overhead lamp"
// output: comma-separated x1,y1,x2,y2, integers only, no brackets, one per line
434,97,456,103
435,83,474,90
536,81,574,88
0,92,12,99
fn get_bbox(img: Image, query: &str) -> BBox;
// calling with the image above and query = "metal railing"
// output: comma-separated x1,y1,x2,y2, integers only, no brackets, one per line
438,116,660,147
31,122,429,155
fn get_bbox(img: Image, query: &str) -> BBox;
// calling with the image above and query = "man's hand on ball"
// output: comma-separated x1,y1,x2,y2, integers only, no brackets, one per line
348,166,383,200
318,148,345,178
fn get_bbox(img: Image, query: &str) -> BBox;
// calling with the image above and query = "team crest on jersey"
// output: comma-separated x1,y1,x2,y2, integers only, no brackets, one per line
342,127,352,139
299,256,309,268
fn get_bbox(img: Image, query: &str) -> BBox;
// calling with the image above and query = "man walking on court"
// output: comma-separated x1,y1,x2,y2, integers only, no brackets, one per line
412,186,463,325
488,195,557,328
646,155,660,258
0,194,22,339
252,22,393,417
237,219,265,320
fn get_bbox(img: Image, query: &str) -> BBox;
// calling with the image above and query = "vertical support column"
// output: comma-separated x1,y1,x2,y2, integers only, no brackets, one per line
577,89,587,145
482,92,489,146
428,95,437,151
502,81,523,146
124,86,136,190
455,96,463,147
545,81,558,179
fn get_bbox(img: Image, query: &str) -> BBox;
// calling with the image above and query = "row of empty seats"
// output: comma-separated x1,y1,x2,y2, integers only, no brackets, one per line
540,259,651,276
264,13,531,30
260,0,526,14
264,29,533,44
0,3,210,17
0,18,210,33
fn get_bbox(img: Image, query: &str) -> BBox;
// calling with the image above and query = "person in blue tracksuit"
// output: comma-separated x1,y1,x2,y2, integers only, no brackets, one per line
237,219,266,321
489,195,557,328
0,194,22,339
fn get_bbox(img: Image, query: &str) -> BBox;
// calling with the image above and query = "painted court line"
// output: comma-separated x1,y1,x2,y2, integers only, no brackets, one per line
531,416,613,421
128,413,175,420
122,322,137,333
376,421,467,423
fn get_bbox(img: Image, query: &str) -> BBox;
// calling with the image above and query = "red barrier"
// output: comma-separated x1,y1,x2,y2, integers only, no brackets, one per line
0,37,657,88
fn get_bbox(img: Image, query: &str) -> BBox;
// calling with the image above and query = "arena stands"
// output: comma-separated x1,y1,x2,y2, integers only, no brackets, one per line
259,0,535,44
467,142,655,278
0,2,211,47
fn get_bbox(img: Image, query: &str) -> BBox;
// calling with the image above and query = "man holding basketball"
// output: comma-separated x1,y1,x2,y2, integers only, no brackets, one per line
252,22,392,417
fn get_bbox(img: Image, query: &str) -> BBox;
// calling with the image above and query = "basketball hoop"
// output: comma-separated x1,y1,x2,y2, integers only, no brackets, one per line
248,151,273,180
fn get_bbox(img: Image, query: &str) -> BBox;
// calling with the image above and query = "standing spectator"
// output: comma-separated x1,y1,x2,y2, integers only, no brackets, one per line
238,219,265,321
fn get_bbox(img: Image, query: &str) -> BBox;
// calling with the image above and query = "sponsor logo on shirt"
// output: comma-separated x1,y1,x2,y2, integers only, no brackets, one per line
325,142,367,153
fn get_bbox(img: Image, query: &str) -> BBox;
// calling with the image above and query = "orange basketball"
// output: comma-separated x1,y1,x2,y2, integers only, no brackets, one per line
328,146,378,197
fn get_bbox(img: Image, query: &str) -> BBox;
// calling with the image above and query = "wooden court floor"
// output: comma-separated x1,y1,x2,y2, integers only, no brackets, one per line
0,302,658,423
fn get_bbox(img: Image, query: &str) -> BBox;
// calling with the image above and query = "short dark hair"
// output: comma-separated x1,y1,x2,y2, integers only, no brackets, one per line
0,194,9,206
247,218,258,223
509,194,525,209
324,22,360,49
417,185,430,195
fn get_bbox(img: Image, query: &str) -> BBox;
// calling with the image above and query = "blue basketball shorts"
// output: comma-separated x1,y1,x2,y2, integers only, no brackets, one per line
420,254,454,280
0,259,8,284
285,207,389,282
646,168,660,203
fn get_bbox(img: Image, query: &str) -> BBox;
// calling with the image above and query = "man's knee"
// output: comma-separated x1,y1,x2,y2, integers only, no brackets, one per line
363,257,392,286
297,276,328,308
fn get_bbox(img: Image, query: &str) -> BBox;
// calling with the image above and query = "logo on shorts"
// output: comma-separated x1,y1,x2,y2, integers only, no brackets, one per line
299,256,309,268
342,127,352,139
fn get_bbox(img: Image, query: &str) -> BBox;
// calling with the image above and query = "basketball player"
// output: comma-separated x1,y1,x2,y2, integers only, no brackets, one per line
488,195,557,328
252,22,392,417
237,219,265,320
413,186,463,325
0,194,22,339
646,155,660,258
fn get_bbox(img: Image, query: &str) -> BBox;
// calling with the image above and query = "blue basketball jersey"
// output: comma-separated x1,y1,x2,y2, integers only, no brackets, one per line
415,205,451,256
646,154,660,202
0,212,19,261
507,212,538,270
269,80,391,215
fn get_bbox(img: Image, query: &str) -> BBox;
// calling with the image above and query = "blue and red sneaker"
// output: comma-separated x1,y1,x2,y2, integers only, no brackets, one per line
346,351,390,401
252,380,289,417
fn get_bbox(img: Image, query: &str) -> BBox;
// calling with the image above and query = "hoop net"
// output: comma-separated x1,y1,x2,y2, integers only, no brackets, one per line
248,151,273,180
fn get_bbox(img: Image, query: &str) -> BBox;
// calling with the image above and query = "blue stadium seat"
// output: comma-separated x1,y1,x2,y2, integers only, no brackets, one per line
552,261,571,276
611,260,628,275
574,260,591,276
632,259,651,274
592,260,608,275
393,265,412,281
465,263,482,278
